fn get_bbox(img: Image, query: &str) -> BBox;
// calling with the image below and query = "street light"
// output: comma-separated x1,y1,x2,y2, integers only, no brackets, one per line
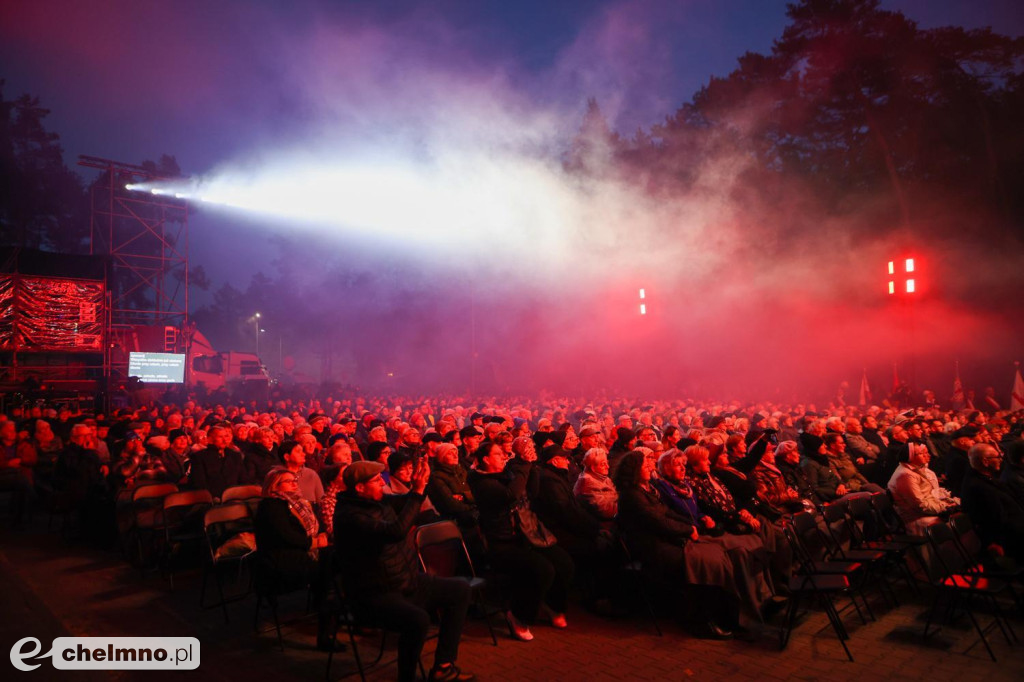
255,312,261,357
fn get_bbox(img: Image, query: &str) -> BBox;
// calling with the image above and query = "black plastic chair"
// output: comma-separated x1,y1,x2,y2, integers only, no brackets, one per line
161,489,214,590
779,530,856,663
816,502,899,606
923,522,1018,662
129,483,178,568
870,492,931,548
786,512,873,624
825,497,918,600
414,520,498,646
324,572,428,682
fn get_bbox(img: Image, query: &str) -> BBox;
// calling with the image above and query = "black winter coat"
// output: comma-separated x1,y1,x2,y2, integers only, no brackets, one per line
467,459,535,544
333,490,423,596
616,484,695,576
534,463,600,551
426,461,478,526
962,469,1024,561
254,497,315,585
189,446,250,498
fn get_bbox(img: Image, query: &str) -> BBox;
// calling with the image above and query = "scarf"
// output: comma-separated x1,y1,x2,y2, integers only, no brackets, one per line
270,488,319,552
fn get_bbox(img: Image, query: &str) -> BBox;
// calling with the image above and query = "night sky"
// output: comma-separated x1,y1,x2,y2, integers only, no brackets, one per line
2,0,1021,287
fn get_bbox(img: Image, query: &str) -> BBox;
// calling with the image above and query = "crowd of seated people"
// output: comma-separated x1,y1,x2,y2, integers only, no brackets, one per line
1,391,1022,655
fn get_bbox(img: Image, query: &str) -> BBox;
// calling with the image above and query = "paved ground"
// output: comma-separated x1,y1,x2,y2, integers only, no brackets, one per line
2,509,1023,682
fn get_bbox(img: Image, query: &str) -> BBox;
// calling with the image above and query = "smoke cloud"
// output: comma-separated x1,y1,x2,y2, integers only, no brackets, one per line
8,0,1021,400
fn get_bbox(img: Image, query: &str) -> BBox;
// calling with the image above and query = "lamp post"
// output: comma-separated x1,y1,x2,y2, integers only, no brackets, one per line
255,312,261,358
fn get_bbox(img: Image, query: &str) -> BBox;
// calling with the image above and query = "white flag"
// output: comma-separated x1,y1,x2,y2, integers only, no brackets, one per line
1012,363,1024,412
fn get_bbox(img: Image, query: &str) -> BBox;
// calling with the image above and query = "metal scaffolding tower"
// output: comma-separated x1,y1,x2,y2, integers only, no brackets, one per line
78,156,190,392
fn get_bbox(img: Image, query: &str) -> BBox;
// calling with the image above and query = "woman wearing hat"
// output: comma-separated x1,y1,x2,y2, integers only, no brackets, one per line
468,440,575,642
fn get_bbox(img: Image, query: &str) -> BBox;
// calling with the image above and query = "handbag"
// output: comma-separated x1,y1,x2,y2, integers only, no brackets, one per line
511,501,558,548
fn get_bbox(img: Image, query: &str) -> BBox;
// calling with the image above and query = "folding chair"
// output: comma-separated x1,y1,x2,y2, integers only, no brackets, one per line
414,520,498,646
781,568,856,661
816,502,898,606
846,494,922,595
201,502,256,623
325,572,428,682
161,489,214,589
821,498,910,603
222,484,263,517
948,513,1024,583
924,522,1018,662
870,492,931,547
616,537,662,636
130,483,178,567
786,513,873,624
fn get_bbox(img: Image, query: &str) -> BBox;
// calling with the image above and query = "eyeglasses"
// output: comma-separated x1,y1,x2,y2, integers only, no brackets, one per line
279,477,298,484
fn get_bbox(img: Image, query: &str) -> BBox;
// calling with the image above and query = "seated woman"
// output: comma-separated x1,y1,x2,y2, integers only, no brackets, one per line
714,434,778,521
686,444,792,597
573,447,618,529
774,440,819,504
468,440,575,642
426,443,481,534
661,426,682,452
654,448,775,623
750,440,812,516
887,442,959,535
385,450,438,523
533,440,615,601
254,469,333,650
613,450,740,639
686,444,763,535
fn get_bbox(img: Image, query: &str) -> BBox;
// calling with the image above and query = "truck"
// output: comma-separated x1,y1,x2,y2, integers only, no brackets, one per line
116,323,271,397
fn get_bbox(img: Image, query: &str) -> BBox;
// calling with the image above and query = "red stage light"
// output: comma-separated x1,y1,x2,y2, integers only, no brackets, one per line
887,257,918,295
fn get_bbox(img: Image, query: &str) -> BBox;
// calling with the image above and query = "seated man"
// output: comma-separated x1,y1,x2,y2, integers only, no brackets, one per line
962,443,1024,563
844,417,880,481
189,424,251,499
887,443,959,535
276,440,324,505
334,460,474,682
822,433,884,494
774,441,818,504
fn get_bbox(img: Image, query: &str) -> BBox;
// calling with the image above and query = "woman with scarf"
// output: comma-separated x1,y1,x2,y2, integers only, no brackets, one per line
573,447,618,529
613,449,741,639
686,444,792,597
654,448,777,623
255,468,334,650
